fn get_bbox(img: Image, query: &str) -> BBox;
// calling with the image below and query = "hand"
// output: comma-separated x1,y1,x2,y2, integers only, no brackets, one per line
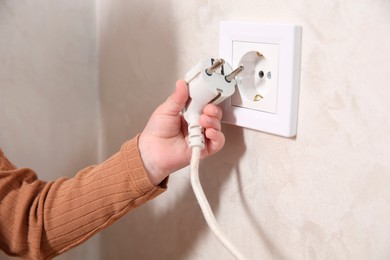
139,80,225,186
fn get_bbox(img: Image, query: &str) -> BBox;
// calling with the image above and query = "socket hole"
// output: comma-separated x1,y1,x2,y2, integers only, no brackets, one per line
258,70,264,79
267,71,272,79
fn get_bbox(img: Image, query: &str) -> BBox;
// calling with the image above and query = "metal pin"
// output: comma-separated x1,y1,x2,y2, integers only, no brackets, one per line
256,51,263,57
206,59,225,75
254,94,263,101
225,65,245,82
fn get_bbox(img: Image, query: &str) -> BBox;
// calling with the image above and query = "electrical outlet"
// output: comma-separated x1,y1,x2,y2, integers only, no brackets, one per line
219,22,302,137
231,41,279,114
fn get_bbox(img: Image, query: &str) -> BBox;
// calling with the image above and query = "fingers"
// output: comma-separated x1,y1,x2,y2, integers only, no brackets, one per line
200,114,221,131
200,104,222,130
203,104,223,120
203,128,225,156
157,80,189,116
200,103,225,156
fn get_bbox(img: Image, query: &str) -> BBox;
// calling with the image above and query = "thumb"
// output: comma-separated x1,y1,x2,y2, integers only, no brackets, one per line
158,80,189,116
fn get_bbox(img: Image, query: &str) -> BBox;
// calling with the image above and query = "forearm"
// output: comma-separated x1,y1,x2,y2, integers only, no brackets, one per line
0,136,166,259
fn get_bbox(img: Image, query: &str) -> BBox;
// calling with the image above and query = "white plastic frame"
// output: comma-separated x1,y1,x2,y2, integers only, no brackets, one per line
219,21,302,137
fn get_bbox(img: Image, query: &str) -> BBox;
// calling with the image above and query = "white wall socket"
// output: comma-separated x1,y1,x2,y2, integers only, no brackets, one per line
231,41,279,114
219,22,302,137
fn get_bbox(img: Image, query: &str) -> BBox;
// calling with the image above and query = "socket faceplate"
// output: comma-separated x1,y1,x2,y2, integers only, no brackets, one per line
219,22,302,137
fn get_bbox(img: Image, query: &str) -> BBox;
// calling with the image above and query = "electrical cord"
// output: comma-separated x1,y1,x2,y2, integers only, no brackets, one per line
190,146,247,260
183,57,247,259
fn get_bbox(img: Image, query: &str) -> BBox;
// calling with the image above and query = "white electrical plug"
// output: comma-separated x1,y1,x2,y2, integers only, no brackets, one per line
183,57,247,260
183,57,243,149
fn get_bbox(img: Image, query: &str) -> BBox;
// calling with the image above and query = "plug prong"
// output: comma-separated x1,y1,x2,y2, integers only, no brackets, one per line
206,59,225,75
225,65,244,82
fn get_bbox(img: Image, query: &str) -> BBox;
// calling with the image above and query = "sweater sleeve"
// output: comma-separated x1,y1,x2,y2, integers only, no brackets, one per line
0,136,167,260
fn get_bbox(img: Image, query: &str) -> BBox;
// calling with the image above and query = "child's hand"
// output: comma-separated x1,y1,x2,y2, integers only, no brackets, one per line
139,80,225,186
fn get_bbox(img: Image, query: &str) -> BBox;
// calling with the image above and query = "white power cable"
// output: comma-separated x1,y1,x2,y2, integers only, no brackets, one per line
190,146,247,260
183,57,247,259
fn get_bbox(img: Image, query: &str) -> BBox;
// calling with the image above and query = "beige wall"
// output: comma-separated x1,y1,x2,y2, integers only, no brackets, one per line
1,0,390,259
0,1,100,259
99,0,390,260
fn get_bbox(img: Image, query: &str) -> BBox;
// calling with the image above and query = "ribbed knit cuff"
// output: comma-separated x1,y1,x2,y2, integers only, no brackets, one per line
120,135,167,198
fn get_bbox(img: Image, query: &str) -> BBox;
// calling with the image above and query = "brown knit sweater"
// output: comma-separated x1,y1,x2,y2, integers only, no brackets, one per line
0,136,167,259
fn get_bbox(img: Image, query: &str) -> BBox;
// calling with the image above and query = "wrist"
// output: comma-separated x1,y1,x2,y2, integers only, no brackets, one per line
138,132,168,186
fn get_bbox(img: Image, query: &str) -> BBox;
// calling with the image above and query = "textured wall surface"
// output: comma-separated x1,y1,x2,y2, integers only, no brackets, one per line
1,0,390,259
99,0,390,260
0,1,100,259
